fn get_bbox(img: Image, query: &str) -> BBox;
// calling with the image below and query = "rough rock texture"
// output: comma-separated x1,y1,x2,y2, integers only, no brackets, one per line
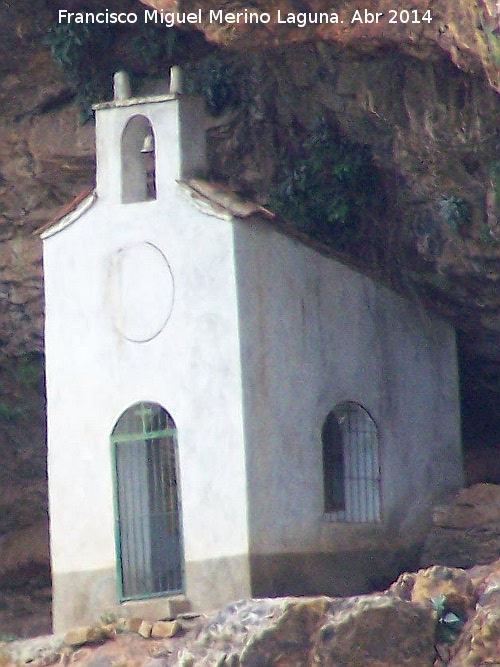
311,597,436,667
432,484,500,528
0,73,94,357
423,522,500,570
0,596,439,667
4,0,500,628
448,560,500,666
1,0,500,396
8,560,500,667
0,239,44,357
141,0,500,92
187,596,438,667
390,564,477,616
0,1,94,580
421,484,500,569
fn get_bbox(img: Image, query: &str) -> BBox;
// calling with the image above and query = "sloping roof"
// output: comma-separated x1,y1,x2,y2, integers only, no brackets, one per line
37,180,275,240
38,190,96,240
182,179,363,272
36,176,391,294
37,178,353,269
37,178,355,269
181,179,275,220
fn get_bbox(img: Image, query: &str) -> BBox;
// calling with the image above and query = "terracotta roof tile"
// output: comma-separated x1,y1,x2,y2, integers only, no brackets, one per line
35,188,94,236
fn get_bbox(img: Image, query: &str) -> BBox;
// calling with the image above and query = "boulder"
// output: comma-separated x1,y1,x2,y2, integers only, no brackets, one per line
432,484,500,528
389,565,477,618
138,621,152,639
116,617,143,634
64,625,112,648
173,596,437,667
151,620,181,639
448,560,500,666
311,596,436,667
64,626,94,648
421,484,500,568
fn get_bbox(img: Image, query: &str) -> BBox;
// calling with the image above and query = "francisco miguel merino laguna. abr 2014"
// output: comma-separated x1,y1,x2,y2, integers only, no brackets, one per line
57,7,433,26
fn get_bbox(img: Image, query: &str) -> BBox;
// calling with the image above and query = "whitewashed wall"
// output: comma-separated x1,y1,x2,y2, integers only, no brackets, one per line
44,98,250,631
233,220,462,593
44,94,463,631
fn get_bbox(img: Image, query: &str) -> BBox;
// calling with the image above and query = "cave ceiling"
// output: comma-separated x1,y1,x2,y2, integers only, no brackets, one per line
1,0,500,420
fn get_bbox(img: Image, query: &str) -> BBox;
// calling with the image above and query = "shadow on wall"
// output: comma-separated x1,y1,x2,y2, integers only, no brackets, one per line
464,445,500,486
250,545,423,599
459,342,500,486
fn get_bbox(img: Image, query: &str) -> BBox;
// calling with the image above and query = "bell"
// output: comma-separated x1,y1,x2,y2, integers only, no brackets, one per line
141,133,155,154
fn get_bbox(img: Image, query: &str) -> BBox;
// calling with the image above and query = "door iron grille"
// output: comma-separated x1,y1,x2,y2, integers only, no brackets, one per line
111,402,184,600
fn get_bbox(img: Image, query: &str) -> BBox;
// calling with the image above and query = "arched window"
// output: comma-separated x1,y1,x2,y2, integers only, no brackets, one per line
322,410,345,513
111,402,183,600
121,115,157,203
322,401,381,522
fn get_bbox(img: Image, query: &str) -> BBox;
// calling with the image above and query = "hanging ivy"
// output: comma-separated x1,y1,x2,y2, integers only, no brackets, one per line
45,20,115,121
270,115,384,248
184,54,241,115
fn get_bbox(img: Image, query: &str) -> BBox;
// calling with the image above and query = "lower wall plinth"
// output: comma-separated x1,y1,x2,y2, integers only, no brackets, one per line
52,548,420,632
185,554,251,610
52,568,117,633
52,554,252,633
250,546,422,598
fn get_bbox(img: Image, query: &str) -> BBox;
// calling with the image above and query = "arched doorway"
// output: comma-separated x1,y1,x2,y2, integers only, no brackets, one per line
111,402,183,599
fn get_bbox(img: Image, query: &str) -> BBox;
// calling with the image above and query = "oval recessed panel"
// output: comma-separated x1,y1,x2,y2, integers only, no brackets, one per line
108,242,174,342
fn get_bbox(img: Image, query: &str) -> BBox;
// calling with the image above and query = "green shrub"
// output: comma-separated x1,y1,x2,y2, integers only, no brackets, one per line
270,115,383,247
185,54,240,115
45,15,181,120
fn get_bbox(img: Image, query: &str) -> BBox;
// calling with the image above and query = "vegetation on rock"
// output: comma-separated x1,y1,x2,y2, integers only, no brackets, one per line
3,2,500,647
45,17,188,120
270,114,384,249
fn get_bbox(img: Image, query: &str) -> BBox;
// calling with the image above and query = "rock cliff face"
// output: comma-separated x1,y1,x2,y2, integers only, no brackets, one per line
2,0,500,558
1,0,500,394
0,0,96,550
0,0,94,357
142,0,500,91
7,561,500,665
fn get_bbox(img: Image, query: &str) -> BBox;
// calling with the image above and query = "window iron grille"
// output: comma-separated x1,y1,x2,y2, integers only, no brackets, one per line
323,401,381,523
